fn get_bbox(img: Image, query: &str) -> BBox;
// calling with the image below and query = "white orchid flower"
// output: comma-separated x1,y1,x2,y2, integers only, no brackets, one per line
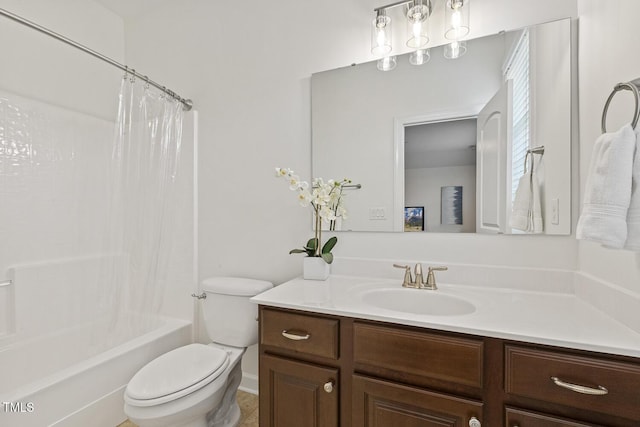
297,189,313,207
288,174,301,190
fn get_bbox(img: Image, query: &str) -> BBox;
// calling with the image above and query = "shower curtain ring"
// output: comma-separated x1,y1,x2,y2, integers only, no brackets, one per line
123,65,128,80
130,69,136,83
144,75,150,89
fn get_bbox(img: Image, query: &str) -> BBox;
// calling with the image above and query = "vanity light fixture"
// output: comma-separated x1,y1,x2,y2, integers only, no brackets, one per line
371,0,469,67
444,0,470,40
371,0,432,57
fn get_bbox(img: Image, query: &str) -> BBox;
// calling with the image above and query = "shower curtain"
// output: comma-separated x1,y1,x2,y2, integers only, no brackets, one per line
95,73,184,347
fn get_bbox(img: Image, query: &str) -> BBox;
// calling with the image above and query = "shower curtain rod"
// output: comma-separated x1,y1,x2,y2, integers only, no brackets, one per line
0,7,193,111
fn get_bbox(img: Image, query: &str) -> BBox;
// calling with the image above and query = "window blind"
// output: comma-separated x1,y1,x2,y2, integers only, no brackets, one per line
504,30,530,203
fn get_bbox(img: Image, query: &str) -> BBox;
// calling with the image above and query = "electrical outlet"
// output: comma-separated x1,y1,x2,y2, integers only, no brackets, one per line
369,207,386,220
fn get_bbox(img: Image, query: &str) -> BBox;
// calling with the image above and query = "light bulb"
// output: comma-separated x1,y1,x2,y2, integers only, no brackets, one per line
444,0,469,40
451,10,461,31
371,14,392,56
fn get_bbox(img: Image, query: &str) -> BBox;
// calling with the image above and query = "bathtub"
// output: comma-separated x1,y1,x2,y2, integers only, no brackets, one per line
0,315,192,427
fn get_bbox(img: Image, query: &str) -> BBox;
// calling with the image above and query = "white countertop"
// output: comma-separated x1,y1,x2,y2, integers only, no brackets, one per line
251,275,640,358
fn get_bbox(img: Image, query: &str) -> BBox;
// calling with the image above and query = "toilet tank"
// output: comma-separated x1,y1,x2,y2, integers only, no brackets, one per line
201,277,273,347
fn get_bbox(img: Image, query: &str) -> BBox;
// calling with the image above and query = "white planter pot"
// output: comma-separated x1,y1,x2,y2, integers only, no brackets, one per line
303,257,330,281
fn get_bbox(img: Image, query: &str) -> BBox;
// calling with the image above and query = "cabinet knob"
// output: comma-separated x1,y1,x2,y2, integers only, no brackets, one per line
469,416,481,427
323,380,334,393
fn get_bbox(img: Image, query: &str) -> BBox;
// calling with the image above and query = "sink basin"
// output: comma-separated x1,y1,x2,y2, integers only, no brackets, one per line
361,288,475,316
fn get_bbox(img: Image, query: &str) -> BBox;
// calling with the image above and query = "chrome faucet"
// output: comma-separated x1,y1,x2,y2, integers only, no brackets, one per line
393,263,448,290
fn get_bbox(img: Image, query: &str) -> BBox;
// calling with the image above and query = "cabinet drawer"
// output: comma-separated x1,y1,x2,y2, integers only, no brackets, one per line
505,345,640,420
353,322,483,389
506,407,597,427
260,308,339,360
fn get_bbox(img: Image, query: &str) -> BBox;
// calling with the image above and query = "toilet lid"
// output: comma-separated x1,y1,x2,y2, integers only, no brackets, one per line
126,343,229,402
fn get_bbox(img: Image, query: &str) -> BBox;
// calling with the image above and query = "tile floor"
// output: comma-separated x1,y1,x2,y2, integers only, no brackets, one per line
117,390,258,427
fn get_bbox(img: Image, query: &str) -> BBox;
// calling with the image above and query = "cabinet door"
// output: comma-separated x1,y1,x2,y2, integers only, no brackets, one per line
506,407,598,427
260,354,338,427
353,375,483,427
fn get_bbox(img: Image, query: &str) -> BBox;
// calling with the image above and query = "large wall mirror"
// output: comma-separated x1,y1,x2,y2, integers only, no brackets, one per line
312,18,572,235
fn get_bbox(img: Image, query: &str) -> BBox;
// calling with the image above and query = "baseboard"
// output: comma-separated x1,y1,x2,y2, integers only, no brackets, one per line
239,373,258,395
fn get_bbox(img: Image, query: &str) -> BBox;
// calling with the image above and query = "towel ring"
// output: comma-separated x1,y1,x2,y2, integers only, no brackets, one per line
601,80,640,133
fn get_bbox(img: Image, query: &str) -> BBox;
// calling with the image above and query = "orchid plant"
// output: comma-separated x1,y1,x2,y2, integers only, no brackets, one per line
276,167,350,264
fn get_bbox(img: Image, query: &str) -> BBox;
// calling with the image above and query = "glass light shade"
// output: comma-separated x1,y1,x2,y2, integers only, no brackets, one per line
406,14,429,49
371,14,392,56
406,1,430,49
444,40,467,59
409,49,430,65
377,56,397,71
444,0,470,40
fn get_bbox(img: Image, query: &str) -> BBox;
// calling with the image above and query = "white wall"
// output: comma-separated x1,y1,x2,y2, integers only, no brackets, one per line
576,0,640,293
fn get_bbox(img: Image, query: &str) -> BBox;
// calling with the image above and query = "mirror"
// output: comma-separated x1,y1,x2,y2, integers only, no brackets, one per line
311,18,572,235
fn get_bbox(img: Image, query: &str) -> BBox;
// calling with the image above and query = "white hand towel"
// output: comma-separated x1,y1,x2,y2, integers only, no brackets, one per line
510,166,543,233
577,124,636,248
624,130,640,250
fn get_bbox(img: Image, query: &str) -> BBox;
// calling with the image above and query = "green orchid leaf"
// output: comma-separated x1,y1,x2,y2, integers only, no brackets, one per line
289,249,308,254
305,238,318,251
321,252,334,264
322,236,337,254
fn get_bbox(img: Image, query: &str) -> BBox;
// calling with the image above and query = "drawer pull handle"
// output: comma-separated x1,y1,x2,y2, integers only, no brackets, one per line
281,330,311,341
551,376,608,395
323,380,334,393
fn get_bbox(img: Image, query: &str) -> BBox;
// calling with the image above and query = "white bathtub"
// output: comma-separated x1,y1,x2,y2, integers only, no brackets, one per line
0,315,192,427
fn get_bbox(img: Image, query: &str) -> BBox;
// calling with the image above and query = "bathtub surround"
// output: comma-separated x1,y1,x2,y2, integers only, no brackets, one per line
0,1,197,425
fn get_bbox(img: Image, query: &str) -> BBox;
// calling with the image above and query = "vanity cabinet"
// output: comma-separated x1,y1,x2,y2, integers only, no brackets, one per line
258,306,640,427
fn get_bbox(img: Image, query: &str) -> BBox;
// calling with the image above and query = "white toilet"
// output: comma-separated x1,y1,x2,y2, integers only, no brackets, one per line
124,277,273,427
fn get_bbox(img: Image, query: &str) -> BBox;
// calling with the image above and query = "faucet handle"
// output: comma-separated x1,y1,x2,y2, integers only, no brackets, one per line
425,266,448,290
393,264,413,287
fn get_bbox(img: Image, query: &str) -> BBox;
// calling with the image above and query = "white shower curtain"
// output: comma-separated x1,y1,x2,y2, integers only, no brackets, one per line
95,74,184,346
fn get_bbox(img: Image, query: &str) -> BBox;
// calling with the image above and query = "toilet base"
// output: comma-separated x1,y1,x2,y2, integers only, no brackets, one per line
207,360,242,427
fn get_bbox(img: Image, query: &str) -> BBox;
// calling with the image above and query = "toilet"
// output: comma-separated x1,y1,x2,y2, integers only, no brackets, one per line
124,277,273,427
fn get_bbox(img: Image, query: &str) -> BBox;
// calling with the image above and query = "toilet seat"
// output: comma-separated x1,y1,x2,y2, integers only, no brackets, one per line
125,343,229,407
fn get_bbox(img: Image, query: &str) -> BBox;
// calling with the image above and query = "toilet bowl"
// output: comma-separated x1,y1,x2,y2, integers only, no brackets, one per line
124,277,272,427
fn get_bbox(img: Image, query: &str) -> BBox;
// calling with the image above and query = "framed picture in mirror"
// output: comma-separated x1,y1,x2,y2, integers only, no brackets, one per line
404,206,425,231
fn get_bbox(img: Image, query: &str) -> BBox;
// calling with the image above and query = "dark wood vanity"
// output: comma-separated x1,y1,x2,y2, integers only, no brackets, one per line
258,306,640,427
